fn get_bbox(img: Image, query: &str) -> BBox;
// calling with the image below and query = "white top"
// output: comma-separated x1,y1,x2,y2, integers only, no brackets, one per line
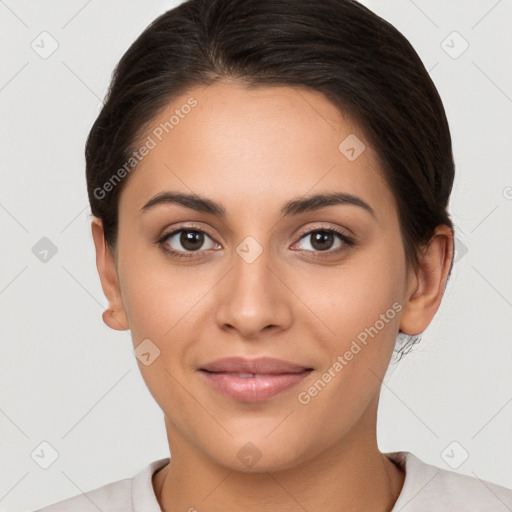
34,451,512,511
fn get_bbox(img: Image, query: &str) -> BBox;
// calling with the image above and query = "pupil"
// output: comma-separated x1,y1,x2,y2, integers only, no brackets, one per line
311,231,333,251
181,230,203,251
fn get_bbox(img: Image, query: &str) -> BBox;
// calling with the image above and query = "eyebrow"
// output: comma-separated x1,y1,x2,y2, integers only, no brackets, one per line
140,191,376,219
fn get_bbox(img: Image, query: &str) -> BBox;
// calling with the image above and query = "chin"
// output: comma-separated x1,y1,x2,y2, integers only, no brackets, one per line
202,434,315,474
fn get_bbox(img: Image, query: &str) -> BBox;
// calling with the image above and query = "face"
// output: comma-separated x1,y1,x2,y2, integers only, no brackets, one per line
101,81,415,472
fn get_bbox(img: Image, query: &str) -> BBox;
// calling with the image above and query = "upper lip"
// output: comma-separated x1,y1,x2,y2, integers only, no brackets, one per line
199,357,312,374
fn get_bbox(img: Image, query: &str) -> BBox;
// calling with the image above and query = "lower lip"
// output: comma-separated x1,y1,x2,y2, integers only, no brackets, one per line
199,370,312,402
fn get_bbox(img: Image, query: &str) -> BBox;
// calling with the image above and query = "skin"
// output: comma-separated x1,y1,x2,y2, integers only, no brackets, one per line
92,80,453,512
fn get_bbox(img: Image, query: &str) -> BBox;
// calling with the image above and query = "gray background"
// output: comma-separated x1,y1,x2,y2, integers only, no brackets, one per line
0,0,511,510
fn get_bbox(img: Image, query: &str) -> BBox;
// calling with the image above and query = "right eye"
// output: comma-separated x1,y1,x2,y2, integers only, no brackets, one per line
158,227,221,259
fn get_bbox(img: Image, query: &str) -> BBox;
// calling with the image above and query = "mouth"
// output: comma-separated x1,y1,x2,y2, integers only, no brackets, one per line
198,357,314,402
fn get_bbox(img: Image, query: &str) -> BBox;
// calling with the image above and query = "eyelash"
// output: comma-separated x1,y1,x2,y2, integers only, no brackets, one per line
156,223,355,260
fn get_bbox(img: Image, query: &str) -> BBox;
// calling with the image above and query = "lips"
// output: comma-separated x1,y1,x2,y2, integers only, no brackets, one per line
198,357,313,402
200,356,311,374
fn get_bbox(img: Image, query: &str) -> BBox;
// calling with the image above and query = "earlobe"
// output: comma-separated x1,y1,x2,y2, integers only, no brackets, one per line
399,225,454,336
91,217,129,331
102,308,129,332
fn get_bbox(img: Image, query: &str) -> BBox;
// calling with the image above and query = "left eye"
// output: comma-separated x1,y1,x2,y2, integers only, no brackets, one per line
294,229,350,252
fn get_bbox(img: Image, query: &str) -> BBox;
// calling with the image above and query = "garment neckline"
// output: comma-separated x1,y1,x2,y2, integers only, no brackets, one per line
134,452,412,512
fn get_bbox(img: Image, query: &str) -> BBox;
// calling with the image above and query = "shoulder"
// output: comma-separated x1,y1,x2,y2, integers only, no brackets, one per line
388,451,512,511
34,479,132,512
33,458,170,512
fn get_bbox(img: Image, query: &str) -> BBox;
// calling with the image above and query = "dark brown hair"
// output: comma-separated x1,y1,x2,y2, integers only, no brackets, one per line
85,0,455,357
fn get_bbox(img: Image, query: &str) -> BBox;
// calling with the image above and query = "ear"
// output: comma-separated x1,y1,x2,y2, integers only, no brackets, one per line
91,217,129,331
399,225,454,335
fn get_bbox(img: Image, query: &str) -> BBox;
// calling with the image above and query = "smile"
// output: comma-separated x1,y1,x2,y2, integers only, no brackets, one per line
198,368,313,402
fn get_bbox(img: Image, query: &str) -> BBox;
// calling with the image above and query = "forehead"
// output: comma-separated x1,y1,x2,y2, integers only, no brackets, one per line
119,80,394,219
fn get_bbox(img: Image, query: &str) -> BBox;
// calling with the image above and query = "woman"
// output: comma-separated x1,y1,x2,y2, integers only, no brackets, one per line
36,0,512,510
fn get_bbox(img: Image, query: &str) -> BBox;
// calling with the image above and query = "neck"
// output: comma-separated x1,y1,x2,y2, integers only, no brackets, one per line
153,401,405,511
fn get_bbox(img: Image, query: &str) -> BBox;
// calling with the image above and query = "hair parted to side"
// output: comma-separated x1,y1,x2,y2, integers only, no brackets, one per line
85,0,455,360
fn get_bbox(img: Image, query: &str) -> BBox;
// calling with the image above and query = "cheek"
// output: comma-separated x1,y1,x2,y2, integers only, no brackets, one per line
117,239,204,340
302,233,406,400
293,259,404,436
297,239,405,343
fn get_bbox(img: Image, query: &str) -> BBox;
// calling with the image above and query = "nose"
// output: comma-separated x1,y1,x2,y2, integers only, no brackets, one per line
214,244,293,339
